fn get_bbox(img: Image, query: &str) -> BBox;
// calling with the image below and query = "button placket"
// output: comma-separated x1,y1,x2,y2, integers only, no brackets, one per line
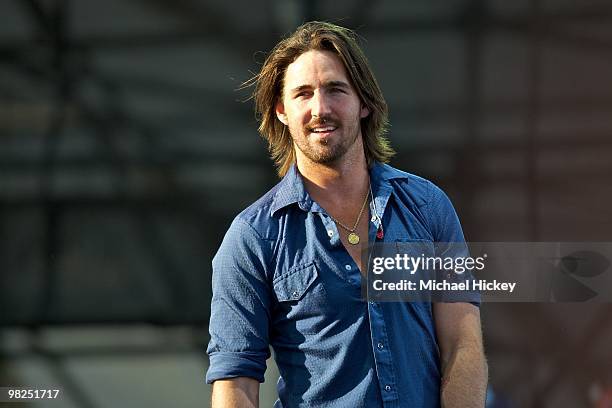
366,180,399,403
320,213,341,247
367,303,398,404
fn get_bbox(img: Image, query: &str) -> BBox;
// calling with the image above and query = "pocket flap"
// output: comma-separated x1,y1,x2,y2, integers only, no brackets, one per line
273,263,319,302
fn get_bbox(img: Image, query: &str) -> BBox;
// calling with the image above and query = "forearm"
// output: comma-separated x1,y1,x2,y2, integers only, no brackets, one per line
440,344,488,408
211,377,259,408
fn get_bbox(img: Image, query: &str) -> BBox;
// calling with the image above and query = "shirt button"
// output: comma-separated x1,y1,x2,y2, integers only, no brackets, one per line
345,264,352,271
327,230,334,237
385,385,392,392
291,291,300,299
377,342,384,350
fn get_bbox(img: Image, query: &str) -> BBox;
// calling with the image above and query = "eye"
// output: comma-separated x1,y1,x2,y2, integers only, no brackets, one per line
330,87,346,94
294,91,311,99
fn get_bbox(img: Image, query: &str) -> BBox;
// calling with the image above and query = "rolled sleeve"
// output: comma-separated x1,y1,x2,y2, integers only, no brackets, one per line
206,351,269,383
206,217,273,383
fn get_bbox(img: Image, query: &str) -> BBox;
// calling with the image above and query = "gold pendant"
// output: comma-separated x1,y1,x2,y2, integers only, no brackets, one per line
347,232,360,245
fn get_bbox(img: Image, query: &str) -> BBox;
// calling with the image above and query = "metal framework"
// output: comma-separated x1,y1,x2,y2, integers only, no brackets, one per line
1,0,611,406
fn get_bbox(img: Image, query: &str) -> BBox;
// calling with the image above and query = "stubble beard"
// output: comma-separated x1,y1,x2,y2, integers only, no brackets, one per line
291,116,361,165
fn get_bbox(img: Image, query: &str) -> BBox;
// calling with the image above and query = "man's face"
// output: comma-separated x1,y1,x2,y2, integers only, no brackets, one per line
275,50,370,166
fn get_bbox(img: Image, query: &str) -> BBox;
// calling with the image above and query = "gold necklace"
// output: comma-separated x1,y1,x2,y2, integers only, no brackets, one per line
328,185,370,245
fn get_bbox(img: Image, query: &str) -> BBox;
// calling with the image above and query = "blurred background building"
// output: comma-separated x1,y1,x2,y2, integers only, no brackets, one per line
1,0,611,407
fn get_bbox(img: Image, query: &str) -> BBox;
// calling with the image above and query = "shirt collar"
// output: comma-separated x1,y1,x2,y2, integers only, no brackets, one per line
269,161,409,216
369,161,409,189
269,165,312,216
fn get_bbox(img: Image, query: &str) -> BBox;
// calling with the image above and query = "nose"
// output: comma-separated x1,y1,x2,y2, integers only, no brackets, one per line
310,90,331,119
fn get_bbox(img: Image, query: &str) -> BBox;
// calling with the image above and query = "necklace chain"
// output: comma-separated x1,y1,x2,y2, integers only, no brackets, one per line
328,184,370,233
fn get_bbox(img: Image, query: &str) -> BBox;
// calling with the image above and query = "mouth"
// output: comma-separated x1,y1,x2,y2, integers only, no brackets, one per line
308,125,338,138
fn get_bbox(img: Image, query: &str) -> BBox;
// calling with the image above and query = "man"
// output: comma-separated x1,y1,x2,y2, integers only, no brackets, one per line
207,21,487,407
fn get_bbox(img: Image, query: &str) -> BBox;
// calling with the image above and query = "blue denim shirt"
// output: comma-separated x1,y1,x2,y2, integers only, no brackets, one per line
206,162,478,407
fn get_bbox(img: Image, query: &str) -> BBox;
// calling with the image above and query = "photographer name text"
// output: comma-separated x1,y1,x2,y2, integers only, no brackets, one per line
372,279,516,293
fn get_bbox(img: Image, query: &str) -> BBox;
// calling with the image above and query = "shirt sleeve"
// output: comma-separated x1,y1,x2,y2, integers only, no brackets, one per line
427,183,481,306
206,217,272,384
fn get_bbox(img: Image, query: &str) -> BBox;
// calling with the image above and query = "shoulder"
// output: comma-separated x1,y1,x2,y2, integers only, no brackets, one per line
378,163,448,208
379,163,463,240
225,178,286,243
213,183,283,279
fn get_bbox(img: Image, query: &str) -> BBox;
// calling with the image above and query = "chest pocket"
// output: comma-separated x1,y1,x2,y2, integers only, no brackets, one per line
273,262,319,302
271,262,329,336
394,238,436,278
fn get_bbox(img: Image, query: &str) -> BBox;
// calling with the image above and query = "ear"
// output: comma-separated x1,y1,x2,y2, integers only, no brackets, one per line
360,104,370,119
275,99,288,125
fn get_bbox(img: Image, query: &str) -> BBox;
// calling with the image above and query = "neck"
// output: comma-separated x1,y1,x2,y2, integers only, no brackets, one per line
296,147,370,208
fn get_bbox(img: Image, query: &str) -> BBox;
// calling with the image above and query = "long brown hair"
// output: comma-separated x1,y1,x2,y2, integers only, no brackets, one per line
247,21,394,177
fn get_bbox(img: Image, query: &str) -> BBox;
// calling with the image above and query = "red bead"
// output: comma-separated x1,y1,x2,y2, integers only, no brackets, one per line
376,228,384,240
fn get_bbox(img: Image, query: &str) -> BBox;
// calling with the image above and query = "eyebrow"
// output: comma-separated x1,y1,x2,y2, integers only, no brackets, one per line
289,80,350,94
